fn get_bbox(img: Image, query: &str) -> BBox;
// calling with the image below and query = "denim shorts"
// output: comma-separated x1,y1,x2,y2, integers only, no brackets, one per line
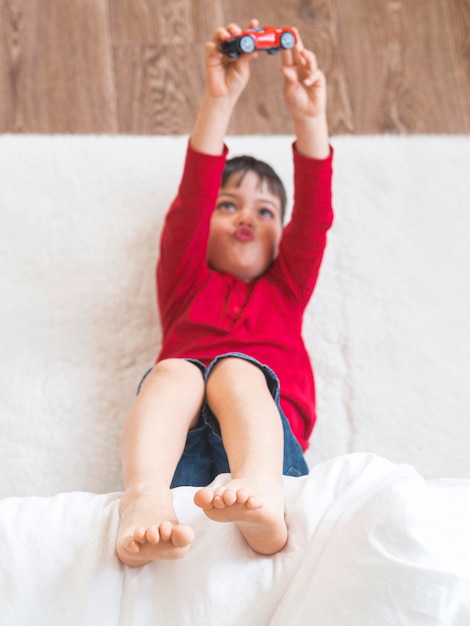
138,352,309,488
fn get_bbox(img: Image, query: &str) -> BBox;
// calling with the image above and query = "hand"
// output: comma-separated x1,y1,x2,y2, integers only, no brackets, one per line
190,19,259,154
204,19,259,102
281,31,327,121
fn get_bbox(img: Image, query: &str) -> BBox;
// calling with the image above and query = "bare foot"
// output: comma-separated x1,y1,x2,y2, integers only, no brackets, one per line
193,477,287,555
116,492,195,567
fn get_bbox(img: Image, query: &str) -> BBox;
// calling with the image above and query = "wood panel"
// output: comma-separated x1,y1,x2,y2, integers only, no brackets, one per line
114,43,206,134
0,0,469,134
0,0,117,133
335,0,470,133
108,0,223,133
449,0,470,128
108,0,223,43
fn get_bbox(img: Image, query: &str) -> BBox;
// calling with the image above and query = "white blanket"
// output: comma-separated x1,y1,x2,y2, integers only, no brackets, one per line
1,135,470,624
1,454,469,625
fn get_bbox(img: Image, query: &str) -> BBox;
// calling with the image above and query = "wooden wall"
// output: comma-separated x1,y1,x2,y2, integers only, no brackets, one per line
1,0,469,135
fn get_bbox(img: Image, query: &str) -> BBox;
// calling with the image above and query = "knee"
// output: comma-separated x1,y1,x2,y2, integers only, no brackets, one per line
207,357,266,393
143,359,204,389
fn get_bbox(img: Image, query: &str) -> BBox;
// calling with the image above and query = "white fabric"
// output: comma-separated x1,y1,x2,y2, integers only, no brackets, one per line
1,454,469,625
1,134,469,498
1,135,470,623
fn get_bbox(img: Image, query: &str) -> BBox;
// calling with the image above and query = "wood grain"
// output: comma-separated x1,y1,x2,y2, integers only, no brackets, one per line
335,0,470,133
0,0,469,134
108,0,223,43
114,43,205,134
1,0,117,133
447,0,470,130
108,0,223,133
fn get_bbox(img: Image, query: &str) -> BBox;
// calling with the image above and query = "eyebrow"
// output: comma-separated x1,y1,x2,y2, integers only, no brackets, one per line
218,191,280,210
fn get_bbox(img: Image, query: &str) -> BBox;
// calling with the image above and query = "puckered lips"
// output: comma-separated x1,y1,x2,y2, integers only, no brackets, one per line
234,225,254,242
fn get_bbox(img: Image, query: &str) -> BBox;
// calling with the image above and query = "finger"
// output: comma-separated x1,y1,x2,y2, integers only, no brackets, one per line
241,50,259,62
205,40,224,66
281,47,295,67
247,17,259,29
292,27,305,52
280,65,298,84
298,48,318,72
205,40,219,56
281,27,305,67
212,29,228,50
292,48,317,85
309,68,326,89
226,22,242,36
212,23,241,46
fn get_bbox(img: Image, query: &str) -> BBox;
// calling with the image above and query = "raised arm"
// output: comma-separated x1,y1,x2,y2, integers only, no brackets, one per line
190,20,259,155
272,33,332,302
280,32,330,159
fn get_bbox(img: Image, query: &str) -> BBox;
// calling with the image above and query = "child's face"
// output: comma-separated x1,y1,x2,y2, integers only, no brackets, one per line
207,170,283,282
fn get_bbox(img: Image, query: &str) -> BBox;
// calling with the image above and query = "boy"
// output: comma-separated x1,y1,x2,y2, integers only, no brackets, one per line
116,19,333,567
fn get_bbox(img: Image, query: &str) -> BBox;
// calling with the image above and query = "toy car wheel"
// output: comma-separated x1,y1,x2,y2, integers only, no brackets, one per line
279,32,296,50
238,35,256,54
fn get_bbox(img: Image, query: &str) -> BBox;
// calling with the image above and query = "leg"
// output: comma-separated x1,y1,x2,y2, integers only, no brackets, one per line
116,359,204,567
193,357,287,555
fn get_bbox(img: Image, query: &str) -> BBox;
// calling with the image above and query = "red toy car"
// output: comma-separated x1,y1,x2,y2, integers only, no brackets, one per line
220,26,297,57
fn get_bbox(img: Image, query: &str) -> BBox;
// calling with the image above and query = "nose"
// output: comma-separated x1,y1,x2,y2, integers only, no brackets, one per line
236,206,253,226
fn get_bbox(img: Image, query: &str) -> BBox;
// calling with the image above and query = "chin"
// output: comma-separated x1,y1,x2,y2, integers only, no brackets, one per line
207,257,271,282
233,265,268,282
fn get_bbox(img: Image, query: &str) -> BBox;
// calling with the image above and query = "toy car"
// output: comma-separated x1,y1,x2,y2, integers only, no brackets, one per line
220,26,297,58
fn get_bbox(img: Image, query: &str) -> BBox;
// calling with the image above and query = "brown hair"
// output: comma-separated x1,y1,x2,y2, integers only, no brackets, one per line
221,155,287,223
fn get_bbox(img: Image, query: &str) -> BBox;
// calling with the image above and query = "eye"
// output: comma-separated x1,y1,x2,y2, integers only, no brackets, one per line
258,207,275,219
217,201,236,212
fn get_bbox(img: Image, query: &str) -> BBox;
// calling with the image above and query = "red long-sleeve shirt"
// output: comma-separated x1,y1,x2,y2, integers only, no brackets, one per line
156,143,333,450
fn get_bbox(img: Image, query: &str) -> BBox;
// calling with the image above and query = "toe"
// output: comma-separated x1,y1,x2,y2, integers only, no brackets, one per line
146,526,160,544
221,489,238,506
194,487,215,510
134,527,147,543
123,537,140,554
235,489,250,504
172,524,195,548
213,493,227,509
246,495,260,509
159,521,174,542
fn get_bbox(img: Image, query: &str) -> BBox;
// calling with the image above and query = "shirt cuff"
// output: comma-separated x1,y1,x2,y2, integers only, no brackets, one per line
292,141,334,169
